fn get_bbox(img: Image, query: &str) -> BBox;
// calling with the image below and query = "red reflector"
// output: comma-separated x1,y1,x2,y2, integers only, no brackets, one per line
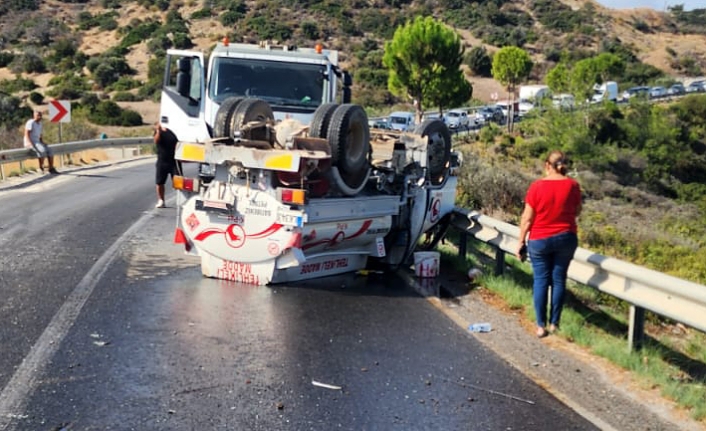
184,178,194,192
174,228,191,252
282,189,293,202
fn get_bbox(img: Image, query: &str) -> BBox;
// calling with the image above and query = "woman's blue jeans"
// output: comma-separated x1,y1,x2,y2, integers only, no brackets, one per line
528,232,578,328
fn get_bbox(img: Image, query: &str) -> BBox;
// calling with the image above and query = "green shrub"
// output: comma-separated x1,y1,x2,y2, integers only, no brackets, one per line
0,94,31,131
220,10,242,26
46,74,90,100
0,77,36,93
86,100,143,126
0,51,15,67
300,22,319,40
109,77,141,92
465,46,492,77
119,21,160,49
190,8,212,19
172,32,193,49
632,19,651,33
9,52,45,74
112,91,142,102
28,91,43,105
119,109,143,126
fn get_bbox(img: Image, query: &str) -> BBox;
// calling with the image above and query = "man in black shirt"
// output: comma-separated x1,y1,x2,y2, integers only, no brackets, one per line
153,123,179,208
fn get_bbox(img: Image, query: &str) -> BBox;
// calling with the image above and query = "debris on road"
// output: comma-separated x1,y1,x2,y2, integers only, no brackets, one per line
312,380,342,390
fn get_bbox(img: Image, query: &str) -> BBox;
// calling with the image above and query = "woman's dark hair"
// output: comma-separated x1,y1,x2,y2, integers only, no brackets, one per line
546,150,569,175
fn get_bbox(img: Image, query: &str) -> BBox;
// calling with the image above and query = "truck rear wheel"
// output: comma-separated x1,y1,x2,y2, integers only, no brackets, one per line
230,98,275,142
326,104,370,190
213,97,243,138
309,103,339,139
415,119,451,185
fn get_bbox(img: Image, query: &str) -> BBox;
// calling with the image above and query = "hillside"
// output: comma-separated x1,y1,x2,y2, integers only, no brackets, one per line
0,0,705,113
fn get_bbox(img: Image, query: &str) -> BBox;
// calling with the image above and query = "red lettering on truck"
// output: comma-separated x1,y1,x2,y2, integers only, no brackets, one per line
299,258,348,274
216,261,260,284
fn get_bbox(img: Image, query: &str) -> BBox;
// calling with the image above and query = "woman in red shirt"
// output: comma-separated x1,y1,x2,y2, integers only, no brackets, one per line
516,150,582,338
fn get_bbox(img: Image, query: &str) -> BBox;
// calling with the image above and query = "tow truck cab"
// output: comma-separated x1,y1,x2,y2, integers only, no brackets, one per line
159,40,352,144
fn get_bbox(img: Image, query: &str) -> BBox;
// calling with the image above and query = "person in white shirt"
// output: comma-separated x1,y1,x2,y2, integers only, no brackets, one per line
24,110,58,174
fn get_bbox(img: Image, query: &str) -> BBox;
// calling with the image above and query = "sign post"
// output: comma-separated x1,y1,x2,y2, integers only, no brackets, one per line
49,100,71,167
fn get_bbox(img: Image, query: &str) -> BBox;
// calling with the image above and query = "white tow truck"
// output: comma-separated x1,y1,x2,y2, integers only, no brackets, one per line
161,40,460,285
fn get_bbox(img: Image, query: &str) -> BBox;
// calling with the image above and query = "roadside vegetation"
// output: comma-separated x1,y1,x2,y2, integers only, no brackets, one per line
438,236,706,421
455,94,706,284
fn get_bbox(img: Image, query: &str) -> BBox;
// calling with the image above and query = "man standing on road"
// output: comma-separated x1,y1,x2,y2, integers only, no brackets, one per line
24,110,58,174
153,122,180,208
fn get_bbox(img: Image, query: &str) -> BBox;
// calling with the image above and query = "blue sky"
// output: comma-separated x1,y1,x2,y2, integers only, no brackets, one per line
594,0,703,11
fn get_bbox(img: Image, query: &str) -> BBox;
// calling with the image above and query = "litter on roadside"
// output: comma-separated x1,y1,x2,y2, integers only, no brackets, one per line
311,380,342,390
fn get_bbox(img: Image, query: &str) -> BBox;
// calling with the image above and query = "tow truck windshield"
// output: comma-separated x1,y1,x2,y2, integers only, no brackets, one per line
209,57,326,109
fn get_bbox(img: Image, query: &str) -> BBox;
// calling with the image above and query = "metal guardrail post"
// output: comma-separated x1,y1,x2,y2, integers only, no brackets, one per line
459,231,467,258
628,306,645,352
494,247,505,275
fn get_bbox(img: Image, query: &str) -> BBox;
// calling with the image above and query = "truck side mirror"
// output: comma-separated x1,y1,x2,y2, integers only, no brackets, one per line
342,71,352,87
341,71,352,103
176,58,192,98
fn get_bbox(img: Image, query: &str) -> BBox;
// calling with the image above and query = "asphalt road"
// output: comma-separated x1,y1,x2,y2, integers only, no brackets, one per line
0,159,603,430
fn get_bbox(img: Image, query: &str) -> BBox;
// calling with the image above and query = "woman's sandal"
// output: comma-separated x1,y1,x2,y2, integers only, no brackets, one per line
548,324,559,334
536,327,548,338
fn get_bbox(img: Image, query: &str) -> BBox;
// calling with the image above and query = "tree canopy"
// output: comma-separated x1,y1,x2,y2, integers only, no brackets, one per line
491,46,532,130
382,16,471,121
569,53,625,102
491,46,533,93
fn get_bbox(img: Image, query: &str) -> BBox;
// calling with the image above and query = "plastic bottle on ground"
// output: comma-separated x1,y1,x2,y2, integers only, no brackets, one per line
468,323,492,333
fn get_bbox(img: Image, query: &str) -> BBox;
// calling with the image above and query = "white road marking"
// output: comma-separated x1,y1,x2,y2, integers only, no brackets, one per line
0,206,159,429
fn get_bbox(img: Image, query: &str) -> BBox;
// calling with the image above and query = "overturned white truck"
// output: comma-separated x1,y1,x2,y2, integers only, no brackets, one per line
161,40,459,285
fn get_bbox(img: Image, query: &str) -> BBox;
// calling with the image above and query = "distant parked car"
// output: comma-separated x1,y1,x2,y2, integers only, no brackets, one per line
472,105,504,125
649,86,667,99
686,81,705,93
444,109,470,130
388,111,416,132
621,86,650,101
494,100,520,120
667,83,686,96
369,118,391,130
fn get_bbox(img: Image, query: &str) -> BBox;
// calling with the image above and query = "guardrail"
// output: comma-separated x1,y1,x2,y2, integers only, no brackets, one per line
450,208,706,351
0,137,153,180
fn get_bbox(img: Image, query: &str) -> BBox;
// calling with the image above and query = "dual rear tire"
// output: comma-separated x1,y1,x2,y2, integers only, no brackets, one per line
213,97,274,142
310,103,371,192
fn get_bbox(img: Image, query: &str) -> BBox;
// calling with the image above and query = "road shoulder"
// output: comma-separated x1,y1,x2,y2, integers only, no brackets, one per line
407,271,704,431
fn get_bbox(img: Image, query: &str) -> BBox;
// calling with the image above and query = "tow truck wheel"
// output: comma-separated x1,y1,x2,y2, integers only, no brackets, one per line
230,98,275,142
309,103,339,139
213,97,243,138
326,104,371,190
415,119,451,185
